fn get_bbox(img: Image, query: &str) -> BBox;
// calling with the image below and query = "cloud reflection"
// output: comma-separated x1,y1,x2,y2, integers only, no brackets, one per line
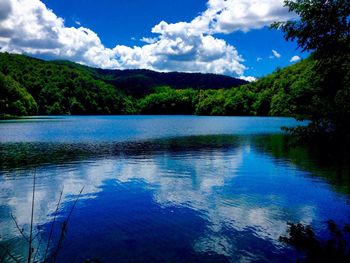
1,136,350,261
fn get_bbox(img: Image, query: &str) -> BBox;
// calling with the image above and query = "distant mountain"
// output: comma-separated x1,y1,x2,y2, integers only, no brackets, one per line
53,60,248,97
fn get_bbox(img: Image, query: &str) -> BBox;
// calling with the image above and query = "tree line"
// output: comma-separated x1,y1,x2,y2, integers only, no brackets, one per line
0,51,317,118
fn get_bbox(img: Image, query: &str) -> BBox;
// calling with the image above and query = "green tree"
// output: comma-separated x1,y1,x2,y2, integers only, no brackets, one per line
272,0,350,140
0,72,38,116
272,0,349,56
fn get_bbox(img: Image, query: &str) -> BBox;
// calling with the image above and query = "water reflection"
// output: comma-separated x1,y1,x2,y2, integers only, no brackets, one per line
251,135,350,194
1,134,350,262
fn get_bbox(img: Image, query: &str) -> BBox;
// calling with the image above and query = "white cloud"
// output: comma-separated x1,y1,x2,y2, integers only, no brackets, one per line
152,0,294,36
194,0,295,34
290,55,301,62
272,49,281,58
240,75,256,82
140,37,158,44
257,57,262,62
0,0,294,77
0,0,119,68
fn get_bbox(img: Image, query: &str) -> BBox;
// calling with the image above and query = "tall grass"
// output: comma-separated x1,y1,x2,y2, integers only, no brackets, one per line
2,171,84,263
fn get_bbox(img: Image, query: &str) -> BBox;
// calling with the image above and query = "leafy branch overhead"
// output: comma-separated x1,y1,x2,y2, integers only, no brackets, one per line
272,0,350,141
272,0,350,55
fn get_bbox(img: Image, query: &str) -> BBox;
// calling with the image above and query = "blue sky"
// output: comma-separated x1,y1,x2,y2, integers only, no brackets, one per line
43,0,207,48
0,0,307,79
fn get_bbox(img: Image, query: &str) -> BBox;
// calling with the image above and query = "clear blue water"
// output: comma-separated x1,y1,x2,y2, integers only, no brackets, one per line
0,116,349,262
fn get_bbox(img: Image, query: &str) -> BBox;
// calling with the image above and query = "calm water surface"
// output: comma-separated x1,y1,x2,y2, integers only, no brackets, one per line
0,116,349,262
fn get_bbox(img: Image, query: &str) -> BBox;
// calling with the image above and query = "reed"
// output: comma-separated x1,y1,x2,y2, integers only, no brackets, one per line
4,170,84,263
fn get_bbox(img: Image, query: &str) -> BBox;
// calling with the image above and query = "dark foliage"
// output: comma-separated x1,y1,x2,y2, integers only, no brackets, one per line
280,221,350,262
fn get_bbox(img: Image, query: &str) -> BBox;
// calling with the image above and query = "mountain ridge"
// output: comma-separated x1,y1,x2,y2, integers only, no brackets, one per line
51,59,248,97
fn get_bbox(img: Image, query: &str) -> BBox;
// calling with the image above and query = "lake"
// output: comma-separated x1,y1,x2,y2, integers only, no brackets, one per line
0,116,350,262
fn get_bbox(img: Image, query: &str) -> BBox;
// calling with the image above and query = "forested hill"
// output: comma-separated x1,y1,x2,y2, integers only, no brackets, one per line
1,52,321,119
135,57,317,116
0,52,248,115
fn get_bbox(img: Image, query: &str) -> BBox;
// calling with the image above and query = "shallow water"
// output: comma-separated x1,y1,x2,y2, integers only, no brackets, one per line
0,116,349,262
